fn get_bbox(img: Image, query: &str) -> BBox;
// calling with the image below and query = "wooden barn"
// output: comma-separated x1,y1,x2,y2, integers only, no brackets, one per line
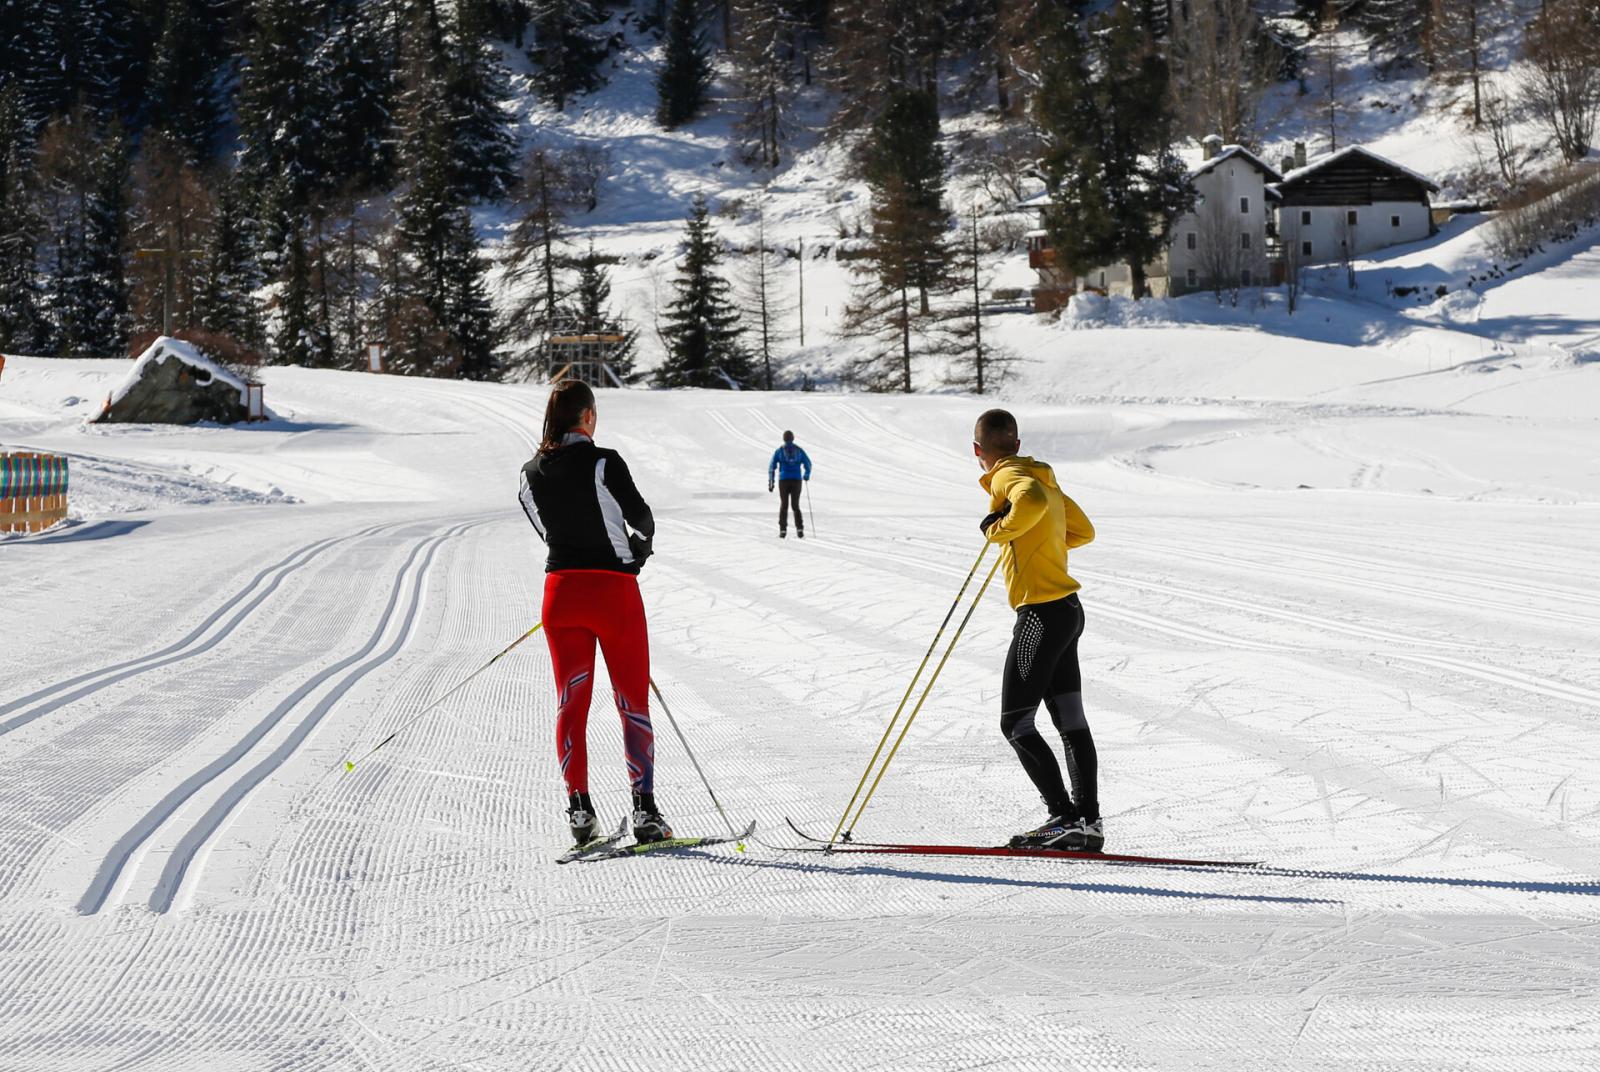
1269,145,1439,265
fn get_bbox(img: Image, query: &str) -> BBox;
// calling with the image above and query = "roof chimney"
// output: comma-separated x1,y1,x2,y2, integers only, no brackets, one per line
1294,141,1307,169
1201,135,1223,161
1281,155,1295,174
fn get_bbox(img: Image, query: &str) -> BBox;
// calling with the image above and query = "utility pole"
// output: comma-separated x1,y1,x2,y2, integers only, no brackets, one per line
797,237,805,347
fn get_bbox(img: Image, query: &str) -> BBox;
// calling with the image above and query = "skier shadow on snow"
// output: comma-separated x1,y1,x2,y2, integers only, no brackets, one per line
1253,867,1600,899
653,850,1337,906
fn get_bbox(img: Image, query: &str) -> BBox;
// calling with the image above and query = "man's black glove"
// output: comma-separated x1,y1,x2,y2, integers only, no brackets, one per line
768,481,774,493
629,532,653,566
979,501,1011,535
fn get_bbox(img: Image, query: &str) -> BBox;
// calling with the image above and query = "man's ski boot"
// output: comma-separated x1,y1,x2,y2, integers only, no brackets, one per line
796,528,804,539
567,791,598,847
779,529,787,538
1009,816,1104,852
630,791,673,844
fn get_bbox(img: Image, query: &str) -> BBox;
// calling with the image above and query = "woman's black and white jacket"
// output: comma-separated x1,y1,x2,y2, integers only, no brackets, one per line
518,433,654,575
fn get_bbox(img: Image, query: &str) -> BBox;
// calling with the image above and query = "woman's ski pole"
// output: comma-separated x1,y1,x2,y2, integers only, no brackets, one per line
649,677,745,849
841,552,1002,841
343,622,544,773
829,542,991,845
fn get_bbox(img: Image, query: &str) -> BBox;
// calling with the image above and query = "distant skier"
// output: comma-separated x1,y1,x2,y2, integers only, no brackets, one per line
518,380,671,848
972,408,1102,850
767,430,812,538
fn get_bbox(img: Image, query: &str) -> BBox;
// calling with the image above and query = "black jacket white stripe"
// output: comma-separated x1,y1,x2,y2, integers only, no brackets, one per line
519,434,654,574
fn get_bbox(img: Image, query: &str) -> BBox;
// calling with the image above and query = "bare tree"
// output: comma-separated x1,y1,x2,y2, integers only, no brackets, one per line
737,195,793,388
1192,196,1244,304
940,201,1014,393
1316,7,1348,153
1281,211,1305,315
1520,0,1600,163
1169,0,1280,146
1476,86,1524,189
1428,0,1506,126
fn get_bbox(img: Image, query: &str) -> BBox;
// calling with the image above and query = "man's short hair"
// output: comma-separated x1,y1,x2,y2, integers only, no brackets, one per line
975,408,1019,453
782,430,795,442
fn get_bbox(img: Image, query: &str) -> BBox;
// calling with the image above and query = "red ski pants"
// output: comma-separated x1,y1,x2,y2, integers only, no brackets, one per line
542,570,653,795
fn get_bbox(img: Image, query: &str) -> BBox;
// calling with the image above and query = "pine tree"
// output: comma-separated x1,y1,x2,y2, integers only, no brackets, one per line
529,0,607,110
571,239,638,380
237,0,329,210
273,213,327,366
395,60,499,378
1033,4,1192,298
193,168,266,351
842,87,953,393
861,87,951,313
143,0,227,160
0,83,47,352
656,194,750,388
20,0,124,127
35,107,130,356
320,0,397,193
657,0,712,129
731,0,794,167
449,0,520,201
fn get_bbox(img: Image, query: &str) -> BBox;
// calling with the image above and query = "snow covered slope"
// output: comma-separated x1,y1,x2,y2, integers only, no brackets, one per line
2,332,1598,1068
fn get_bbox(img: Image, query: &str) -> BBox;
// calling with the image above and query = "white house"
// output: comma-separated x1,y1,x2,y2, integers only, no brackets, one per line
1022,140,1439,308
1267,145,1439,266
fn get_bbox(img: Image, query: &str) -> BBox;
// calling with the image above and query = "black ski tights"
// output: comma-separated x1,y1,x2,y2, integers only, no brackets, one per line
998,594,1099,822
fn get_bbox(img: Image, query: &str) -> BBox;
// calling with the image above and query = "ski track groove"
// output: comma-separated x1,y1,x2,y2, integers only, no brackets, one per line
0,523,460,905
0,524,396,737
143,520,481,914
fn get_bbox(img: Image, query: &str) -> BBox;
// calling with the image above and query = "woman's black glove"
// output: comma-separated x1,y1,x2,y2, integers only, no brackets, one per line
979,501,1012,534
629,532,653,566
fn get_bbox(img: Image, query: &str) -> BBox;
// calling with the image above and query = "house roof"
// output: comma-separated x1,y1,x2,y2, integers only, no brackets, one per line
1272,145,1440,192
1189,145,1283,183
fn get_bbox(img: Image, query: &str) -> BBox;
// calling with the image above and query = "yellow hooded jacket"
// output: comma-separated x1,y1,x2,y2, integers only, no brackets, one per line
980,455,1095,610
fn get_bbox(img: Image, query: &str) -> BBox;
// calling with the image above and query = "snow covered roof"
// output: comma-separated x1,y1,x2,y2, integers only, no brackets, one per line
1188,146,1283,183
1017,188,1053,210
109,337,251,409
1272,146,1439,192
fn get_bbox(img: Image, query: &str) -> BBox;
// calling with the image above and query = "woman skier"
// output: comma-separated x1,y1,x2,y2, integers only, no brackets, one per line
518,380,670,847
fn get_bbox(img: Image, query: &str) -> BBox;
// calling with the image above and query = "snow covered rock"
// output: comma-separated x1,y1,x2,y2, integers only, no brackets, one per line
94,337,261,425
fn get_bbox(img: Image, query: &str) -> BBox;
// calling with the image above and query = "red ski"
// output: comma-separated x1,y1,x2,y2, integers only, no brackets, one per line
781,818,1259,870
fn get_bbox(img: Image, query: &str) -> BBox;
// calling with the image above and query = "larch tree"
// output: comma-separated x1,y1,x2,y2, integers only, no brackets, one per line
1168,0,1279,146
731,0,795,168
503,147,585,370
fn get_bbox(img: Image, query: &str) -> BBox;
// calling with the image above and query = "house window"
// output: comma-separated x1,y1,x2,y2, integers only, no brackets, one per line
1300,210,1312,225
1186,268,1198,287
1186,232,1197,250
1241,268,1252,286
1239,196,1250,214
1301,240,1313,257
1240,233,1251,250
1346,210,1358,225
1391,214,1401,228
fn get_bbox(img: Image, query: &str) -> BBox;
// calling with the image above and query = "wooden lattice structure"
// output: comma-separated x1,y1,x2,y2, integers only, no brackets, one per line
542,318,633,387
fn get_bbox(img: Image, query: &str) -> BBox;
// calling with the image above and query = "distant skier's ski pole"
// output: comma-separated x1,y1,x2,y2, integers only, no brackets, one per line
842,552,1001,841
649,678,745,850
805,482,816,537
829,542,992,846
342,622,544,773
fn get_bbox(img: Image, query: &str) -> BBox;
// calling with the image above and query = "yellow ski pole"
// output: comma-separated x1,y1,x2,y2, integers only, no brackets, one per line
342,622,544,773
828,542,992,845
841,552,1002,840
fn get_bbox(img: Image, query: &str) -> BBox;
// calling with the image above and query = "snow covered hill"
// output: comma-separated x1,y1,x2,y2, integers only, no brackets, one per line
3,294,1599,1067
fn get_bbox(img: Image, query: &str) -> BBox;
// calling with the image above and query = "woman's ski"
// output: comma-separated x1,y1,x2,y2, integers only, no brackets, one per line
780,818,1259,869
568,821,758,862
555,818,630,864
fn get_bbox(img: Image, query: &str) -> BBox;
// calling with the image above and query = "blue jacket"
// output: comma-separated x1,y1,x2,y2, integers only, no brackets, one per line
768,443,812,482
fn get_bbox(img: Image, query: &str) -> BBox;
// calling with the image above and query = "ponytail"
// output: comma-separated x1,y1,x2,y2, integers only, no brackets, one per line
540,379,596,454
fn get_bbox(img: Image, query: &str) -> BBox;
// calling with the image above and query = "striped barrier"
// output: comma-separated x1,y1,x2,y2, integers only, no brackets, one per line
1,452,70,533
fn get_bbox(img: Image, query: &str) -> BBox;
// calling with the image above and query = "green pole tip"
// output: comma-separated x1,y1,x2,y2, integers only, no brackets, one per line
344,760,355,773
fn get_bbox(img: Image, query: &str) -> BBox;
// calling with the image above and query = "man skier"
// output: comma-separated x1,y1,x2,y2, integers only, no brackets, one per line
973,408,1103,850
767,430,812,538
